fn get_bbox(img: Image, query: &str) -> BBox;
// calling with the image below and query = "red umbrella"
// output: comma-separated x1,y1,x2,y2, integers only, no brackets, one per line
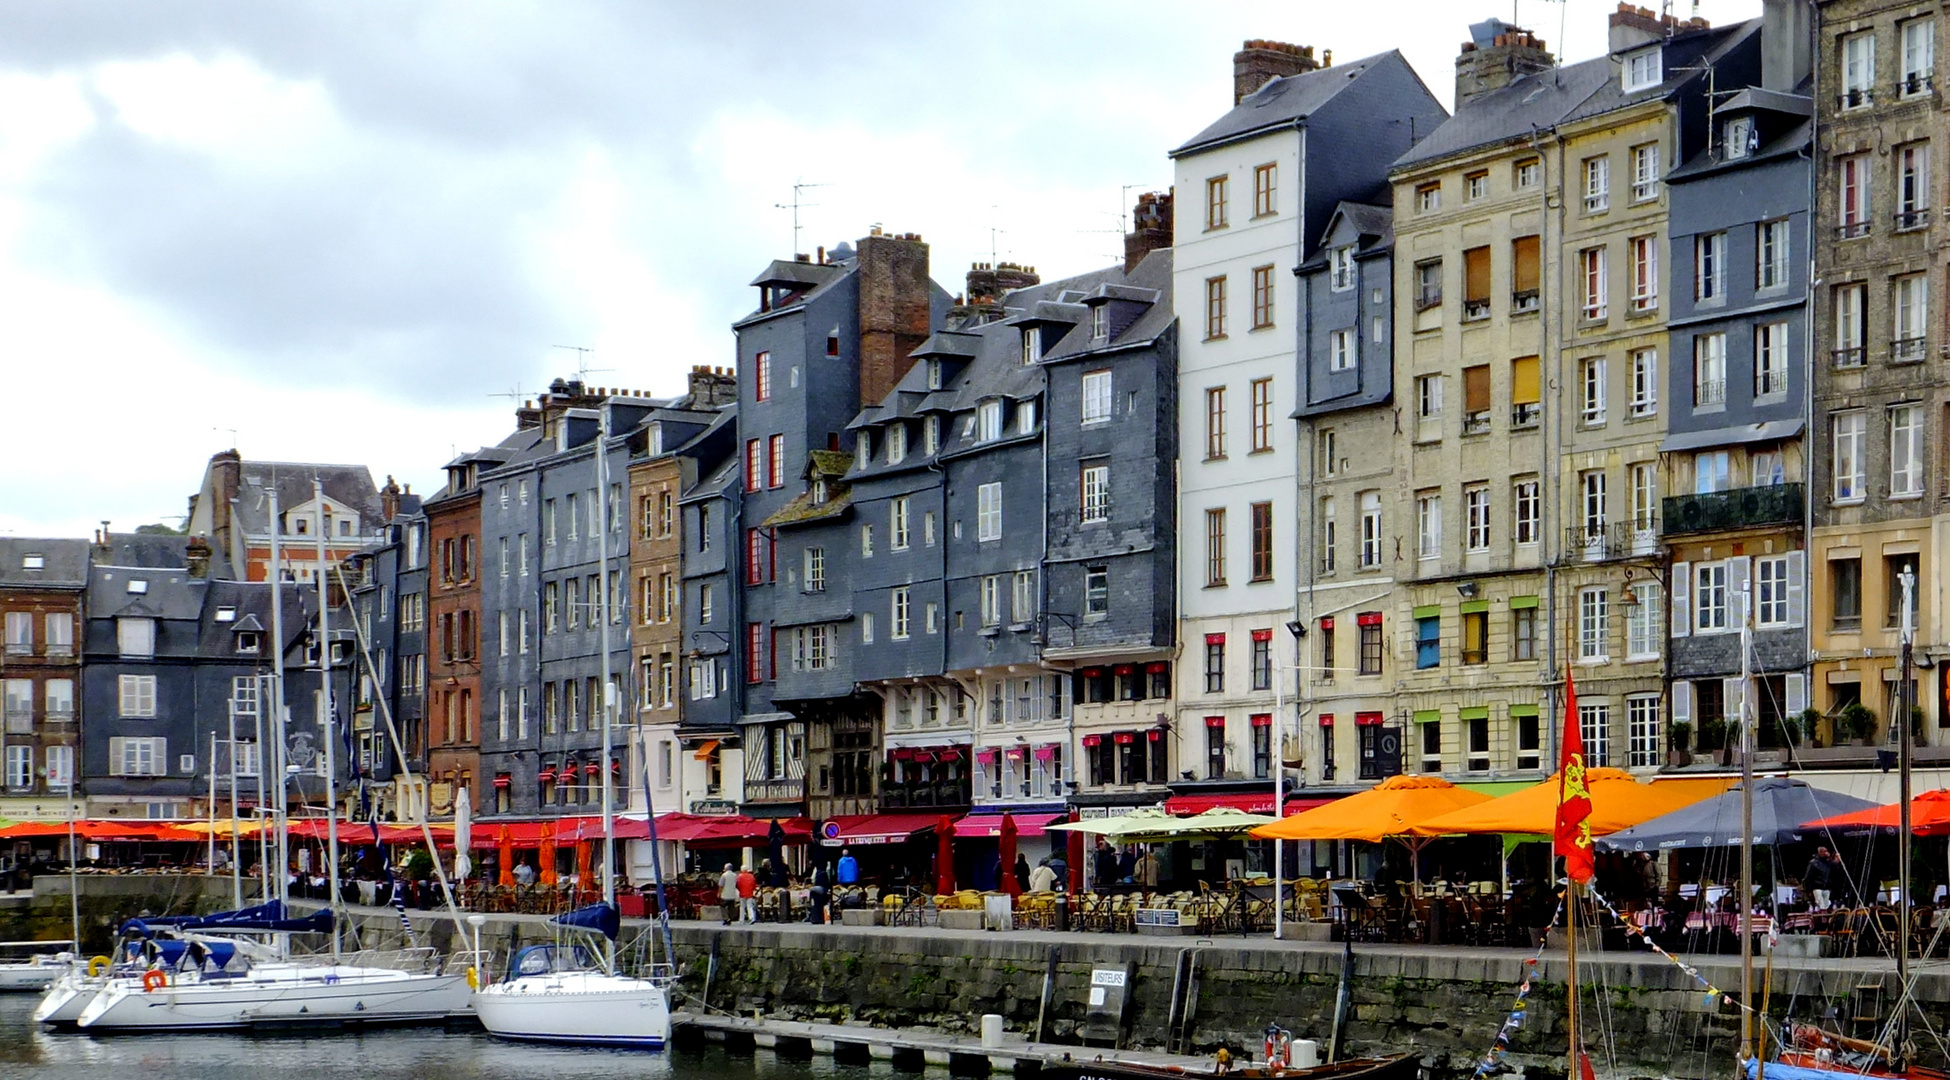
998,812,1020,898
497,825,515,887
538,822,558,886
1803,788,1950,835
1066,808,1084,894
935,815,955,894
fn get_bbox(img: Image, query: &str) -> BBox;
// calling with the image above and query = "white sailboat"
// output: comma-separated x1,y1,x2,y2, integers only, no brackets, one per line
473,405,674,1049
0,941,74,993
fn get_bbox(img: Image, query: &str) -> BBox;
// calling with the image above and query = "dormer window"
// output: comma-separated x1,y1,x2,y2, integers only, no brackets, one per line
1090,306,1107,341
126,579,149,594
926,359,943,389
117,616,155,658
1622,47,1661,92
236,631,260,654
293,515,310,535
21,554,43,570
856,435,871,470
215,605,237,622
887,424,907,464
924,416,940,455
1724,116,1752,160
978,400,1004,442
1021,327,1041,366
812,480,829,506
1329,246,1356,291
1016,399,1037,436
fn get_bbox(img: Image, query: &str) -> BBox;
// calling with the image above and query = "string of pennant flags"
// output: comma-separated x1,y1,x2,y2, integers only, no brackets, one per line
1470,900,1562,1079
1589,887,1770,1021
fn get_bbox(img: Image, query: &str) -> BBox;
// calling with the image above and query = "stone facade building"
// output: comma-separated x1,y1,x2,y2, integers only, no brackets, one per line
0,538,87,814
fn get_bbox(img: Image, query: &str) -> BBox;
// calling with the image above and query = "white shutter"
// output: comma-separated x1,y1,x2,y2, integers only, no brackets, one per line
108,737,126,777
1727,557,1752,630
1786,550,1807,628
1785,673,1808,714
1672,681,1692,724
1724,677,1747,726
1671,562,1692,637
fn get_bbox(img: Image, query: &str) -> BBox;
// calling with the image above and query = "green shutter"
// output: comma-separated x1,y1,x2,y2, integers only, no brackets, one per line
1460,599,1490,614
1460,706,1490,721
1413,709,1441,724
1508,704,1540,718
1508,595,1539,610
1412,604,1442,620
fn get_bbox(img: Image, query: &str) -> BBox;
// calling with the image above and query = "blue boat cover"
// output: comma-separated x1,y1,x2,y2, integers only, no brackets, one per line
550,901,620,941
1745,1060,1862,1080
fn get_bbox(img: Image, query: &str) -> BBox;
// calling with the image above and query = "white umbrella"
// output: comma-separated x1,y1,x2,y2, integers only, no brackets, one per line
454,786,472,881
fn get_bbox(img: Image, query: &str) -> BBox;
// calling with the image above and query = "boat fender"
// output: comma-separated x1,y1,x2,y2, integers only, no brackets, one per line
465,966,480,990
87,955,111,977
141,970,169,993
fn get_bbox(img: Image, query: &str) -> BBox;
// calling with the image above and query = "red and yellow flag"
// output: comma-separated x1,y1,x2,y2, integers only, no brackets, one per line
1555,666,1595,883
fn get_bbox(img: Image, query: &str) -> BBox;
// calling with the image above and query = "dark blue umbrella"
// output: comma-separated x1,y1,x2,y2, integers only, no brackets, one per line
767,819,788,886
1598,777,1880,851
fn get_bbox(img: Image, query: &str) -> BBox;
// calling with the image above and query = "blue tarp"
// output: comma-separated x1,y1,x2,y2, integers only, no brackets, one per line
551,901,620,941
1746,1060,1862,1080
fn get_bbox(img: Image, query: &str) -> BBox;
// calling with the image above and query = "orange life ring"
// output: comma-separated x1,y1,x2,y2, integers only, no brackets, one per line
141,969,168,993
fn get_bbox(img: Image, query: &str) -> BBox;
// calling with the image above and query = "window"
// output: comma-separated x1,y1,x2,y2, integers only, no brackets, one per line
1084,566,1109,617
1578,588,1609,661
977,482,1002,541
1021,326,1041,365
1695,561,1728,632
1081,370,1112,424
978,399,1003,442
1755,554,1799,628
1628,235,1658,313
119,674,157,718
1329,246,1355,291
886,424,906,464
744,440,762,493
1694,333,1727,407
981,575,1003,627
1204,720,1227,779
44,613,71,655
1512,354,1540,426
860,523,873,558
1463,364,1490,433
1236,379,1273,457
1251,264,1275,329
1514,479,1540,545
1015,398,1036,435
1081,462,1110,523
745,528,768,584
2,612,27,654
1319,428,1338,476
1465,486,1490,552
1898,143,1931,230
1631,143,1660,202
804,547,824,592
1358,615,1383,676
1416,616,1440,669
1623,47,1662,91
1459,608,1488,666
767,434,785,488
1465,170,1488,200
753,350,772,401
1629,348,1658,417
1463,245,1491,320
1417,373,1444,430
1204,275,1227,339
111,737,165,777
1416,492,1442,560
1581,357,1607,423
1251,716,1272,779
1512,604,1537,661
793,625,832,671
1205,508,1228,586
1581,470,1609,540
1090,305,1107,341
1841,31,1876,106
1359,492,1382,568
1695,231,1726,301
117,617,155,658
923,510,936,546
1011,570,1034,625
1204,634,1225,693
1888,553,1920,628
1904,18,1936,94
1627,695,1662,768
1416,181,1440,213
891,587,911,640
1319,497,1337,573
1726,115,1753,159
1583,156,1609,212
1415,259,1442,310
1580,247,1607,320
891,496,911,549
1630,462,1657,538
45,679,72,721
1250,631,1272,690
1205,386,1227,459
1752,219,1789,292
1755,323,1788,397
45,745,71,790
1817,558,1851,629
1891,403,1924,496
745,623,765,683
1328,329,1354,372
1835,283,1867,366
1250,502,1274,581
1833,410,1866,502
1205,174,1228,229
1839,154,1870,236
1895,274,1929,360
1253,162,1277,216
856,435,872,469
1515,158,1540,189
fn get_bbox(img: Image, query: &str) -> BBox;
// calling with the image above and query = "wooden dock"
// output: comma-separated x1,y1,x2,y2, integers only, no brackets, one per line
671,1011,1222,1075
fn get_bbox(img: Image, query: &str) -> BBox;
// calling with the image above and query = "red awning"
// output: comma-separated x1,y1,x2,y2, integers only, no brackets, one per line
690,816,812,850
1113,732,1135,745
818,812,942,846
492,775,511,788
952,812,1064,839
1250,714,1272,727
1162,793,1336,816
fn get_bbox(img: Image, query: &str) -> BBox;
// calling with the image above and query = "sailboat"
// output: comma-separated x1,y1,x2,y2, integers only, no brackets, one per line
472,406,674,1049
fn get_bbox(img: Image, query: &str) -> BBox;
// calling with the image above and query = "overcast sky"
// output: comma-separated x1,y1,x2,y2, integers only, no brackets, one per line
0,0,1763,538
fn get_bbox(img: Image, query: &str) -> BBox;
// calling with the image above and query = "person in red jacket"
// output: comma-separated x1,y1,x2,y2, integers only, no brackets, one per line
736,866,758,923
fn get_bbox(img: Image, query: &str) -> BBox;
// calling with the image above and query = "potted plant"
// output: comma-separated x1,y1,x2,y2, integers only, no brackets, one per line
1797,707,1825,749
1839,702,1877,746
1696,717,1728,755
1667,721,1693,767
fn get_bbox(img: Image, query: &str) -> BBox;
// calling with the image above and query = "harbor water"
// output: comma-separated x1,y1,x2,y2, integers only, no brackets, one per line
0,995,854,1080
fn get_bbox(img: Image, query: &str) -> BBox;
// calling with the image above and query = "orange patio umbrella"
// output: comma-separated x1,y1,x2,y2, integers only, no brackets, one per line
1802,787,1950,836
497,825,515,888
574,837,592,894
1251,776,1492,844
537,822,558,886
1412,768,1733,838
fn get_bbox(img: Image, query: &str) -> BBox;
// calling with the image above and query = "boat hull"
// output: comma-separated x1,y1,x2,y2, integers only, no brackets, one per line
0,960,67,993
75,966,472,1031
1036,1054,1420,1080
32,973,100,1026
472,973,670,1049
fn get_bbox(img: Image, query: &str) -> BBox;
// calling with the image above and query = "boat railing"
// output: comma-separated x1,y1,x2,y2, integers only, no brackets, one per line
328,946,446,974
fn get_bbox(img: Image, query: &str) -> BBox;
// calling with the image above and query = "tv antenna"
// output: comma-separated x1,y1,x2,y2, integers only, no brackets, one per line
212,426,239,451
551,345,611,383
487,384,532,404
775,180,831,254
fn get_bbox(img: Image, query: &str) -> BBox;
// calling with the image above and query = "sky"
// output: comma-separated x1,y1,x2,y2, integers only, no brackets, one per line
0,0,1764,538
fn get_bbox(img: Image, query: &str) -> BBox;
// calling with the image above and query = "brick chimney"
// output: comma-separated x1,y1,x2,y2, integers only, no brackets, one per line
185,537,211,579
854,228,933,409
1124,190,1174,272
686,365,738,409
1456,21,1555,108
206,449,242,555
1609,3,1708,53
380,475,402,523
965,262,1041,307
1234,40,1321,104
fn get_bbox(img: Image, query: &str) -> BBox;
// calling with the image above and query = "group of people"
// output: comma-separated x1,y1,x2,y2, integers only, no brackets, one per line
716,848,862,925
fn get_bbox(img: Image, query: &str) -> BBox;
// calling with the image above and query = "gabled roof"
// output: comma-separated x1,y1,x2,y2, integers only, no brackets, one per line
0,538,89,588
1172,51,1406,158
1558,21,1754,127
1392,55,1612,171
231,460,384,535
1300,201,1393,269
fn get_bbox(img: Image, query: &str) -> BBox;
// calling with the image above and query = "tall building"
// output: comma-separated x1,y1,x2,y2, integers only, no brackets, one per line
186,452,386,585
343,479,427,820
1172,43,1445,820
0,538,87,815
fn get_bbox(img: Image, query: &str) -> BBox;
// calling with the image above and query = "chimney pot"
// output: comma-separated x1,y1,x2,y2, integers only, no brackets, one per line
1233,39,1319,103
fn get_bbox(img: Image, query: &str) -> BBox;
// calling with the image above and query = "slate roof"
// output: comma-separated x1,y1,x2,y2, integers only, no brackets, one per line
104,532,191,569
231,461,383,535
1392,55,1613,170
193,580,311,659
763,451,855,528
0,538,89,588
1172,51,1407,158
1299,201,1394,270
1558,21,1754,126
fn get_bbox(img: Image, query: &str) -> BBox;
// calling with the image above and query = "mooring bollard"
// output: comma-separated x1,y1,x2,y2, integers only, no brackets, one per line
981,1014,1004,1047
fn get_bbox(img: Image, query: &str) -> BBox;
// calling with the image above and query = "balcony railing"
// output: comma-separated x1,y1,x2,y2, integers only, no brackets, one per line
1893,337,1928,363
1511,290,1540,314
743,777,805,804
1462,411,1491,435
1833,346,1866,368
1562,520,1657,562
4,710,30,734
3,642,28,656
1511,403,1540,428
1694,378,1727,406
1662,483,1805,537
1896,209,1932,233
1836,220,1871,240
1463,299,1492,321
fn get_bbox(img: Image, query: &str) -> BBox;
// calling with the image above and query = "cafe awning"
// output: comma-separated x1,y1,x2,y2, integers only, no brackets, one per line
1800,787,1950,837
952,812,1066,839
1164,792,1334,816
1412,769,1734,838
1252,775,1490,843
818,812,942,846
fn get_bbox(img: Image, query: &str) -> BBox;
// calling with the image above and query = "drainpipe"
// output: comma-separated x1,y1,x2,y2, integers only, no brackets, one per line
1802,4,1822,733
1542,127,1564,770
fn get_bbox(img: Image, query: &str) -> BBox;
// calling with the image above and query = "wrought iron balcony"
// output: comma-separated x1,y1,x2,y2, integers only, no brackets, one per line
1662,483,1805,537
1562,520,1659,562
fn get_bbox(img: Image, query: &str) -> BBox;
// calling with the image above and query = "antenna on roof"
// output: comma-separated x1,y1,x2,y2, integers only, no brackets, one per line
487,384,531,403
212,427,238,452
551,345,611,383
775,179,831,255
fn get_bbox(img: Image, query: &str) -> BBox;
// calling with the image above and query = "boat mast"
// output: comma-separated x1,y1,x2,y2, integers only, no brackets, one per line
1567,871,1580,1080
1897,566,1915,1056
1739,573,1755,1065
316,479,342,959
267,483,289,911
595,405,617,919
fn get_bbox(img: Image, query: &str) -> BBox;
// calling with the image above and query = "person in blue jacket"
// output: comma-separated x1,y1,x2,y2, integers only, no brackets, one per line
836,847,859,885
